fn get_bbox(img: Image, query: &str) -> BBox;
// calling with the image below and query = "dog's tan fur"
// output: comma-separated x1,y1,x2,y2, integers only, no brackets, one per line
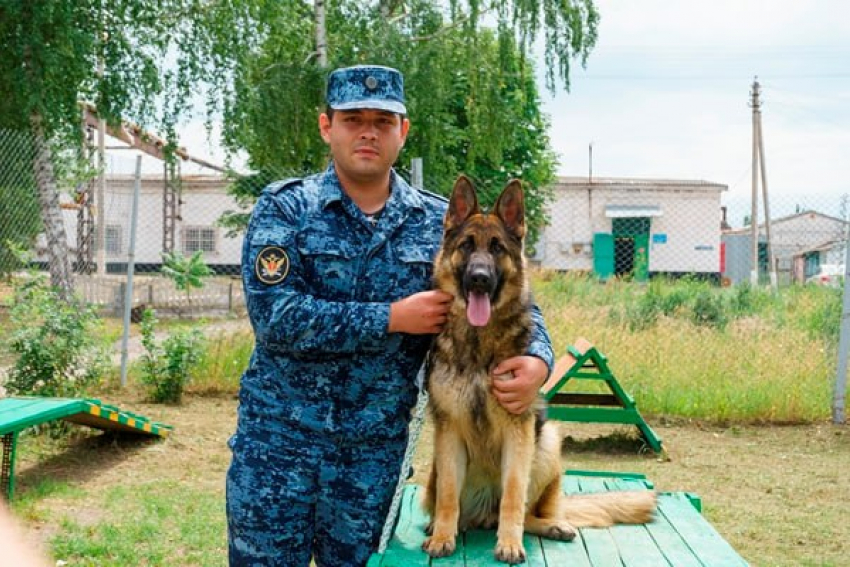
421,176,656,563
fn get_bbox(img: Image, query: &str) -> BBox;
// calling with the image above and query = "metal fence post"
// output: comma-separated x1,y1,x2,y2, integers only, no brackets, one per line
833,238,850,424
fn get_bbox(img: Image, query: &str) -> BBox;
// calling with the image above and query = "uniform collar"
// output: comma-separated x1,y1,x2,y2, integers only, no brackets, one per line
318,163,425,214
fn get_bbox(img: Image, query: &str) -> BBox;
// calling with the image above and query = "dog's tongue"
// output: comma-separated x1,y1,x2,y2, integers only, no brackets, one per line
467,292,491,327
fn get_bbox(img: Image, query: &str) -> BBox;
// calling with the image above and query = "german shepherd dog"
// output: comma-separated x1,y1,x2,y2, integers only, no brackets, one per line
422,176,656,563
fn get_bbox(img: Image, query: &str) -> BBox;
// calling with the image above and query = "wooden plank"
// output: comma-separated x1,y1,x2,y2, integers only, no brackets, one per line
580,526,625,566
641,495,707,567
548,393,623,407
540,530,592,567
657,493,749,567
0,398,169,438
542,354,577,395
546,406,642,425
377,486,431,566
0,398,86,434
609,524,670,567
521,534,546,566
604,478,694,564
457,529,494,566
64,412,168,437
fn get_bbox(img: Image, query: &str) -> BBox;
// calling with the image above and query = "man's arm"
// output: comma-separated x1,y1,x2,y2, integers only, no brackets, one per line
245,191,448,355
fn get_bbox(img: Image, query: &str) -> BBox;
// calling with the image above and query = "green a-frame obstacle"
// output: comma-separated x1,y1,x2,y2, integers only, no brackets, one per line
541,337,664,454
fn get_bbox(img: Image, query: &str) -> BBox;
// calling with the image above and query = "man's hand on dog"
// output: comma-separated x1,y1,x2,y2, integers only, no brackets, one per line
490,356,549,414
389,290,453,334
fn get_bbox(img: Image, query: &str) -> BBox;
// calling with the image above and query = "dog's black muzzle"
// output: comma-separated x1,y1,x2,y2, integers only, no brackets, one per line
463,253,497,298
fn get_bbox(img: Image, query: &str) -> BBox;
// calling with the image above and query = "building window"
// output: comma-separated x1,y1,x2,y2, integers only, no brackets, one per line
183,226,217,254
106,225,123,256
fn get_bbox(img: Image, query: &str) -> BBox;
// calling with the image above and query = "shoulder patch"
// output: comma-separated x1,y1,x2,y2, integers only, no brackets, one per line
255,246,290,285
265,178,303,195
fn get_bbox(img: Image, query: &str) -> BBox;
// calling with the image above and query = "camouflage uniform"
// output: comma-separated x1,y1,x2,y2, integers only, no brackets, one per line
226,66,554,567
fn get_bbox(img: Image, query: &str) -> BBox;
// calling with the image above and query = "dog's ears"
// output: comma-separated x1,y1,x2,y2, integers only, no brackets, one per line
446,175,480,230
494,179,525,239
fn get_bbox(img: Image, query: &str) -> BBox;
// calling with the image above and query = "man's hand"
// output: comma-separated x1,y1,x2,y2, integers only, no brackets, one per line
388,290,453,334
491,356,549,415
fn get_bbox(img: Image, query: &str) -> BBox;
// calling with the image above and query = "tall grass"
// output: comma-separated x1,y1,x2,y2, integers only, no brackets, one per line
184,329,253,395
123,271,842,423
534,271,840,423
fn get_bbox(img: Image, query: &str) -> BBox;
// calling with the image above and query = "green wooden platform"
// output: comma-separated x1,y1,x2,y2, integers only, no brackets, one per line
1,396,172,500
368,472,749,566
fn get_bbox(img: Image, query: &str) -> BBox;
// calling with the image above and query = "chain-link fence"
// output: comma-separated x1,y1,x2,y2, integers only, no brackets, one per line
2,125,849,311
0,128,247,318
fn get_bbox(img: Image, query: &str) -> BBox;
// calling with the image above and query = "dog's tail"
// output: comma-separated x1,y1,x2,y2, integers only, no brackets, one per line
561,490,657,527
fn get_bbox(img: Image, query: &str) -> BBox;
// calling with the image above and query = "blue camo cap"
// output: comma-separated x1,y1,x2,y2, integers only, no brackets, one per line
326,65,407,115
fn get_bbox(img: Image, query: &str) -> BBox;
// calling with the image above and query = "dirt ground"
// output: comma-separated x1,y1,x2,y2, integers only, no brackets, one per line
12,395,850,567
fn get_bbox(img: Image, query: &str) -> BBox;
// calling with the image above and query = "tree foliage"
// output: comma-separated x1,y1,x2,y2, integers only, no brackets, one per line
218,0,598,247
0,1,242,296
0,0,598,264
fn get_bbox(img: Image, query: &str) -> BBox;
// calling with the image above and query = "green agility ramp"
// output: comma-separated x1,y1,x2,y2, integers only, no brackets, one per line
540,337,664,454
368,472,749,566
0,396,172,500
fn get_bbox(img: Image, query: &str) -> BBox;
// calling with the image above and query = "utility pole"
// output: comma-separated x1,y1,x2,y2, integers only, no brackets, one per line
749,78,777,288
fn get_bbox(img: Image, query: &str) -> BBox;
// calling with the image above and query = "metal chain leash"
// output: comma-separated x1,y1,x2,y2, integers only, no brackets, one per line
377,364,429,554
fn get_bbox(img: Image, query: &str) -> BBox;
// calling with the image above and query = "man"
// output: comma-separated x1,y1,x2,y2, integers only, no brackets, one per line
226,64,554,566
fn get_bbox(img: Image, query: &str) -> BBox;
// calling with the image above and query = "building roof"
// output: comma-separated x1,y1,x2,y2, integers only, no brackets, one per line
556,176,727,191
793,237,846,257
724,209,849,235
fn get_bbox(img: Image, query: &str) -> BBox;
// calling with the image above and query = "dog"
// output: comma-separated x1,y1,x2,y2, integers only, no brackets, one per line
421,175,656,563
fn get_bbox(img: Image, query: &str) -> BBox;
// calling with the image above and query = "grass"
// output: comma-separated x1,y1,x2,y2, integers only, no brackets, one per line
534,271,841,423
94,270,842,424
49,483,226,566
3,271,850,565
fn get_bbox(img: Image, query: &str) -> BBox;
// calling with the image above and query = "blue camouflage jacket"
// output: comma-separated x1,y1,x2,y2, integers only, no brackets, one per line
238,164,554,442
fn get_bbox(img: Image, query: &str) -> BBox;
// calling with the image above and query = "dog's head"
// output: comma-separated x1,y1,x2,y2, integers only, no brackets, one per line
435,175,526,327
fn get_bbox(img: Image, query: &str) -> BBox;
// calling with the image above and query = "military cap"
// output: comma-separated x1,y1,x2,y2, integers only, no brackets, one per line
326,65,407,115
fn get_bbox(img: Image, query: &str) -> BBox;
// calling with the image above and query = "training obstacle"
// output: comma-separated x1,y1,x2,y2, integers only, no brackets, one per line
541,338,664,454
368,471,749,566
0,396,172,500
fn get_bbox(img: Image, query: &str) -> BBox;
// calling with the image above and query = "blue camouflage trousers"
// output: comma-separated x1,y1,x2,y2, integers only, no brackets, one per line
226,420,407,566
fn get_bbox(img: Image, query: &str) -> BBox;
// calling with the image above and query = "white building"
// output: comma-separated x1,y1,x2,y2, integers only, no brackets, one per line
49,174,244,274
535,177,727,281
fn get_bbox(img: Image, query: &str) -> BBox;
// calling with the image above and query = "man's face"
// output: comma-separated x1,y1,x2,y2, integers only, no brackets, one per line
319,109,410,185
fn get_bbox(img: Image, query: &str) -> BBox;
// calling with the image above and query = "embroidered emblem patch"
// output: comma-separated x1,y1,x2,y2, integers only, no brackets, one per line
255,246,290,285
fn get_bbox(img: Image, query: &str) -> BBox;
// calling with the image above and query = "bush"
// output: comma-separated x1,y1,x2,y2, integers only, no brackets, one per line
689,289,729,330
4,275,107,399
138,309,205,403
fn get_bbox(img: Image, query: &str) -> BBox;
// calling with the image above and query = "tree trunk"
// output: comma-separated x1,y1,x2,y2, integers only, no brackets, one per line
31,112,74,301
315,0,327,67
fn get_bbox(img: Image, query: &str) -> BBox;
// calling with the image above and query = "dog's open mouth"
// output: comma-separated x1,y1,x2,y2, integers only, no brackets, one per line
466,291,491,327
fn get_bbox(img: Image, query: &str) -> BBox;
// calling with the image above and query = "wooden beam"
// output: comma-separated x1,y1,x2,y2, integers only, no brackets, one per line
79,102,227,172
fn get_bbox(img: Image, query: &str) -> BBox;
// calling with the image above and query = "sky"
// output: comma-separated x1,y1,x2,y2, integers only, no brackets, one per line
156,0,850,228
537,0,850,225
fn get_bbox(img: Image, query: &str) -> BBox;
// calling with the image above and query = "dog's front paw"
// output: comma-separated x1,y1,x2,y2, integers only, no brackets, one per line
495,540,526,564
422,534,456,558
